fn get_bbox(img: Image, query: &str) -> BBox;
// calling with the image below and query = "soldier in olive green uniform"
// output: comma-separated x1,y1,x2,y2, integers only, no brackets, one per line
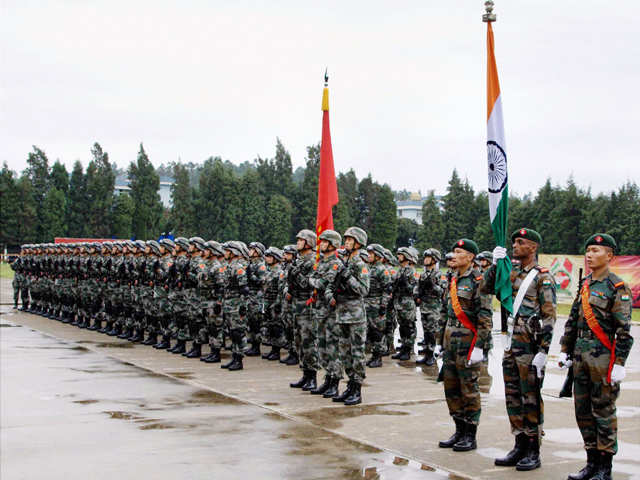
483,229,557,471
261,247,287,361
559,234,634,480
200,241,227,363
287,230,320,390
416,248,444,366
438,239,493,452
391,247,419,361
280,245,298,365
364,243,392,368
382,249,399,355
150,239,174,348
245,242,268,356
10,247,27,309
308,230,344,397
182,237,209,358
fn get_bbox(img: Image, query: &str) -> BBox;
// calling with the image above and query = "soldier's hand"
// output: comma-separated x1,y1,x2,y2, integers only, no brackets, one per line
467,347,484,366
433,345,443,358
610,365,626,384
285,293,292,302
557,352,572,369
532,352,547,379
492,246,507,264
329,297,337,308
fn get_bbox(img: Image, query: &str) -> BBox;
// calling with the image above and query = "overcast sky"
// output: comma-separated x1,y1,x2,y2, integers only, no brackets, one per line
2,0,639,196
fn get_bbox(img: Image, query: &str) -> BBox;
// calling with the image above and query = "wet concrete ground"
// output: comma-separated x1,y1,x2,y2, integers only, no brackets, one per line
1,277,639,479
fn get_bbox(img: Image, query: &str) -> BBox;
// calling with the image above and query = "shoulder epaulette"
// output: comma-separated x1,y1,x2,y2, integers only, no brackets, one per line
475,275,483,281
536,266,549,273
614,281,624,289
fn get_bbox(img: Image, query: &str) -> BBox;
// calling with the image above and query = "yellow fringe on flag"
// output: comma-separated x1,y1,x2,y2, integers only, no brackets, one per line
322,87,329,111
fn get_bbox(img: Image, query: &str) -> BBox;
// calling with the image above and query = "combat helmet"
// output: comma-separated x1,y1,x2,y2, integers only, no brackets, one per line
283,244,297,257
204,240,224,256
296,229,316,249
343,227,367,247
147,240,162,256
423,248,442,262
175,237,190,251
249,242,266,256
476,251,493,263
225,241,247,259
265,246,284,262
160,238,175,252
190,237,206,251
397,246,418,264
318,229,341,249
445,252,454,262
366,243,386,259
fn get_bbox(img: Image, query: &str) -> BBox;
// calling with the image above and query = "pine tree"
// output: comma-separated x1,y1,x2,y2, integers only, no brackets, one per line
25,146,51,241
169,163,196,236
417,191,445,251
238,168,265,242
370,183,398,248
66,160,88,237
608,181,640,255
396,218,420,248
0,164,21,247
112,193,135,239
50,160,69,195
85,142,116,237
441,169,475,247
41,187,67,240
293,145,320,233
128,143,163,240
264,194,293,246
333,170,358,234
14,175,38,243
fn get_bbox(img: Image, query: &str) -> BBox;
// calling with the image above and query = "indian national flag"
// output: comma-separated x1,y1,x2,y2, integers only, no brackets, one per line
486,22,513,312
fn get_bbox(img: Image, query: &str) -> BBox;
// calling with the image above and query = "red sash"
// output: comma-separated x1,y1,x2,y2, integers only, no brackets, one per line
450,277,478,362
581,282,616,384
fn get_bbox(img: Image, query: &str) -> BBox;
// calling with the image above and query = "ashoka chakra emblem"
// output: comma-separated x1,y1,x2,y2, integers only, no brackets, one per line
487,140,508,193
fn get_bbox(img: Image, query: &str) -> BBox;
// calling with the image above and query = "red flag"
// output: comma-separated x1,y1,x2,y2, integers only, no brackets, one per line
316,74,339,240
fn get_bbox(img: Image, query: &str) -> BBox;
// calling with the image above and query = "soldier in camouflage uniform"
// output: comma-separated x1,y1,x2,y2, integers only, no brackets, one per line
559,233,634,480
364,243,392,368
330,227,370,406
182,237,208,358
245,242,268,357
482,229,557,471
199,241,227,363
151,239,175,348
220,241,250,371
17,245,33,311
166,237,190,354
437,239,493,453
382,249,399,355
10,246,27,309
287,229,320,391
280,245,299,365
415,249,444,366
391,247,419,361
261,247,287,361
308,230,344,397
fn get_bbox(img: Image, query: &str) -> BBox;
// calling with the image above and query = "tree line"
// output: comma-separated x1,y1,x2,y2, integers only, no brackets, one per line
1,141,638,255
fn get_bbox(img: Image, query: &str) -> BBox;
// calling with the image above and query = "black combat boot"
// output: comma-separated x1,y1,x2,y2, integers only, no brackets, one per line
182,342,196,356
107,323,120,336
439,419,465,448
515,435,541,471
227,353,244,371
392,347,410,361
301,370,317,391
221,354,234,368
142,334,157,346
283,351,299,366
185,343,202,358
171,339,186,354
590,452,612,480
495,433,528,466
127,328,139,342
290,370,311,388
117,327,131,339
245,342,261,357
310,375,332,395
203,348,221,363
453,423,477,452
322,377,340,398
70,314,80,326
344,382,362,406
332,380,355,403
154,336,171,349
266,346,281,361
567,449,599,480
367,355,382,368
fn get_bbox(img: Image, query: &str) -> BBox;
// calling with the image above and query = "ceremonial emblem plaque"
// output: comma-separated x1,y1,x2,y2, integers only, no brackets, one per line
487,140,508,193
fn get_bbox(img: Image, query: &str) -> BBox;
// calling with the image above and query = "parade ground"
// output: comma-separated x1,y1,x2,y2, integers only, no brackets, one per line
1,278,639,480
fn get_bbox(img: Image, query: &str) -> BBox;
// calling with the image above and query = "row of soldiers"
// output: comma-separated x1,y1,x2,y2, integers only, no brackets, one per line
10,228,633,479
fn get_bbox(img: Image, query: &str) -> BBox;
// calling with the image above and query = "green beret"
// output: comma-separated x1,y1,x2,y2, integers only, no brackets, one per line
585,233,617,251
511,227,542,245
452,238,479,255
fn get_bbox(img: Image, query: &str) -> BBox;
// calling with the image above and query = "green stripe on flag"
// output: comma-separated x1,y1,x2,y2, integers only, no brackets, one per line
491,186,513,313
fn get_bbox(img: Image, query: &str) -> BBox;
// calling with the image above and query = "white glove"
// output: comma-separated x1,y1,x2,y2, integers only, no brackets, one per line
532,352,548,378
492,246,507,264
433,345,443,358
468,347,484,366
610,364,626,384
557,352,572,369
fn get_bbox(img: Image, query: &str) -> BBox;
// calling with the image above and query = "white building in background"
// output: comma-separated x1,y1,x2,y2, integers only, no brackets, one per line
395,192,443,225
114,175,174,208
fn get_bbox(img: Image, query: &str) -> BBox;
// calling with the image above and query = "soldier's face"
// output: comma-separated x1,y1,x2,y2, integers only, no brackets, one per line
585,245,613,270
423,256,433,266
296,238,306,251
344,237,355,251
452,248,473,269
319,239,330,253
224,250,231,260
512,238,536,260
249,248,257,257
265,255,274,265
189,244,195,253
368,251,376,263
284,253,294,262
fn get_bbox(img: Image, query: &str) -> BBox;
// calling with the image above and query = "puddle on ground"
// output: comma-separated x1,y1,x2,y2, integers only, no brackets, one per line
94,342,134,349
73,399,99,405
187,389,242,405
166,371,194,380
264,401,280,406
298,404,410,430
0,323,21,327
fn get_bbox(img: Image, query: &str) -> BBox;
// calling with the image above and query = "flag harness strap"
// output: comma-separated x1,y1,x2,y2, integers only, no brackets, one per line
450,277,477,362
581,282,616,384
503,268,538,351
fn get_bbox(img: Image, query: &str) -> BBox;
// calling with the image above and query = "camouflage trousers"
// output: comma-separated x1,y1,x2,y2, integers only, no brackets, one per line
224,296,247,356
246,295,263,344
394,297,416,351
292,298,319,371
502,350,543,436
197,301,224,349
263,301,287,349
12,275,23,306
282,303,295,353
442,341,482,425
385,307,396,352
573,339,620,454
338,321,367,383
419,305,440,350
314,306,342,379
365,304,386,356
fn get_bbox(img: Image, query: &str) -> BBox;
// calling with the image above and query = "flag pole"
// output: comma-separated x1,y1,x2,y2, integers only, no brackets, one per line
482,0,496,23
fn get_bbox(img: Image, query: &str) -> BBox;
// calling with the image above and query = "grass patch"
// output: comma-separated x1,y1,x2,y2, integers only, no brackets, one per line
0,263,14,280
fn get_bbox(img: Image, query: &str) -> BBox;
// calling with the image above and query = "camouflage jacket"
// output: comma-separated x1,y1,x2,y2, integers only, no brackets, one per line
247,257,268,296
264,263,283,304
309,252,343,307
365,261,392,312
416,267,444,307
224,258,248,299
287,251,315,300
334,248,370,323
561,271,634,366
